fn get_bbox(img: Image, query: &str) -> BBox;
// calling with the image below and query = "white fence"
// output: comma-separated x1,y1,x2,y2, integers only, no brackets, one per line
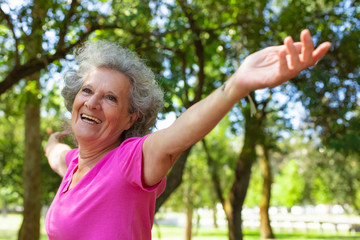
156,205,360,234
242,213,360,234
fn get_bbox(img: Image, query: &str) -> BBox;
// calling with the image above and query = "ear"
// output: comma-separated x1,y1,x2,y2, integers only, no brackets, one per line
124,113,139,130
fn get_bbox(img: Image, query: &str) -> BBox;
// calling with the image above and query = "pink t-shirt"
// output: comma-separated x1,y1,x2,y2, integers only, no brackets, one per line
45,136,166,240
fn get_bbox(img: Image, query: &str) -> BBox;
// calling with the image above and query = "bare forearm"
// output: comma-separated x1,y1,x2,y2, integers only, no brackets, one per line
142,80,245,186
44,131,71,177
45,140,71,177
159,78,247,155
142,29,331,186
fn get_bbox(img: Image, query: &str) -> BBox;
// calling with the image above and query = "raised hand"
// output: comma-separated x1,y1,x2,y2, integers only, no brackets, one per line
228,29,331,99
44,130,70,157
44,130,71,177
142,30,331,186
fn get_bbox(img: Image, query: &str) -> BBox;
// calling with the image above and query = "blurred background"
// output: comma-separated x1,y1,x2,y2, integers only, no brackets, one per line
0,0,359,239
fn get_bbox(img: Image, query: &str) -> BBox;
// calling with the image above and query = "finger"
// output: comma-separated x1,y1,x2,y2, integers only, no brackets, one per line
53,131,70,140
59,130,70,138
300,29,315,65
312,41,331,65
293,42,303,53
278,48,290,78
46,127,53,135
61,129,71,135
284,36,301,70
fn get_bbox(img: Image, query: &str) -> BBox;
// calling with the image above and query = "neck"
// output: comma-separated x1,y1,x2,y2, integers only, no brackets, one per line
77,140,120,171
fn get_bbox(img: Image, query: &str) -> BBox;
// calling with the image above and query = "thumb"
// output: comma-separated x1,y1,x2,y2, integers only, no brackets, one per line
54,130,70,141
312,41,331,65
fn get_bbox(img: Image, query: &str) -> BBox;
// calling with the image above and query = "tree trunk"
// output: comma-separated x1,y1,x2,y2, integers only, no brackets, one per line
223,198,235,240
19,77,42,240
2,200,7,217
18,1,47,239
201,139,234,238
259,144,274,239
184,204,193,240
155,147,192,212
212,203,218,229
202,97,265,240
229,150,254,240
202,119,257,240
156,0,207,214
229,106,260,240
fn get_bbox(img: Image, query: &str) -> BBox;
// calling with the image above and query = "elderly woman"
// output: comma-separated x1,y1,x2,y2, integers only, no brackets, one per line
44,29,331,239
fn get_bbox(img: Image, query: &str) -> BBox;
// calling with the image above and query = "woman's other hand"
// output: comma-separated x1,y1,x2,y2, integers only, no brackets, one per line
44,131,71,177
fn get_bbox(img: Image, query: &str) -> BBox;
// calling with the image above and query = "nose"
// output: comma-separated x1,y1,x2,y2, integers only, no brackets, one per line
85,94,101,110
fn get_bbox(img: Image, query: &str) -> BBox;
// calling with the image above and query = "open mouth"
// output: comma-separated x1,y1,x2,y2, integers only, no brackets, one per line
80,113,102,124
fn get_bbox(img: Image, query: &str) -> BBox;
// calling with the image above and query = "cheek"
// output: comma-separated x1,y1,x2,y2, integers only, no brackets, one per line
107,110,122,124
72,94,85,110
71,95,84,120
106,109,129,127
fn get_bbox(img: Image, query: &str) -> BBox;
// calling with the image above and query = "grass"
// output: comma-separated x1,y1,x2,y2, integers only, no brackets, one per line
1,214,359,240
152,226,360,240
152,225,228,239
243,230,360,240
0,213,48,240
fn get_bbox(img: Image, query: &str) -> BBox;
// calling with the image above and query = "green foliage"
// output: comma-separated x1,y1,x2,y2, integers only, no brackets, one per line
272,159,305,208
304,147,360,212
163,141,215,211
244,163,262,208
311,176,334,204
282,0,360,158
164,117,238,211
202,116,239,199
0,81,69,206
0,89,25,207
0,0,359,230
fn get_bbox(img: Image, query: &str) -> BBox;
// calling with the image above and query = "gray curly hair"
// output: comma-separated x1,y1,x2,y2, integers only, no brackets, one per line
61,40,164,141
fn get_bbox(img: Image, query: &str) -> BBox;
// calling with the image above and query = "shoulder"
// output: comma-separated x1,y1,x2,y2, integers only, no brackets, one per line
117,135,149,154
65,149,79,167
121,135,149,146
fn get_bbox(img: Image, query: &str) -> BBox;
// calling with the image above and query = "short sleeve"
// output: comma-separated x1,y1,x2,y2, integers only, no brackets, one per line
117,135,166,195
65,149,78,167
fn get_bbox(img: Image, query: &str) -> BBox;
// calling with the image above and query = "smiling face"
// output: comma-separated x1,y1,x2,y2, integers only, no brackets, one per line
71,67,137,148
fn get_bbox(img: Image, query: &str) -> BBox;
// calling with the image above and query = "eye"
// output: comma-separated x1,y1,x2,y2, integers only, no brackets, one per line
106,95,117,102
81,87,92,94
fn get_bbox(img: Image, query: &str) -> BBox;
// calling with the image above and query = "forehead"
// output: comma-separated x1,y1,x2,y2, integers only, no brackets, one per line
83,67,131,92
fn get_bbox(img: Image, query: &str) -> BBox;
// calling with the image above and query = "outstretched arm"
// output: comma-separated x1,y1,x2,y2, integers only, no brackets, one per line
44,131,71,177
142,29,331,186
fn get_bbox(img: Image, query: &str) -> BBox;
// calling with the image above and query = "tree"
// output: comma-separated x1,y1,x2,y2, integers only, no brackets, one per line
1,1,359,239
163,140,217,240
18,2,48,238
201,116,239,239
147,1,277,238
272,159,305,209
0,90,24,216
157,1,360,236
153,0,241,212
0,1,157,238
258,133,275,239
276,0,360,213
302,142,360,213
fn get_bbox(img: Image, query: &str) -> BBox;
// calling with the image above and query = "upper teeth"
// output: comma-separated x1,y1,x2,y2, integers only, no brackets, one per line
81,114,102,124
